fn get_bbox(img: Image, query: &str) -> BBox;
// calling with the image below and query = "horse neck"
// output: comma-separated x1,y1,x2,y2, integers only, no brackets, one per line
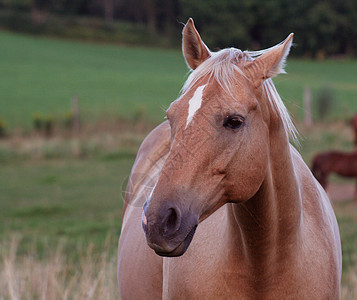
230,120,302,269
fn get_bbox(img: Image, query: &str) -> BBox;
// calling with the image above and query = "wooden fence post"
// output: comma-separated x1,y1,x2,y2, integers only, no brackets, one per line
71,95,80,136
304,85,313,128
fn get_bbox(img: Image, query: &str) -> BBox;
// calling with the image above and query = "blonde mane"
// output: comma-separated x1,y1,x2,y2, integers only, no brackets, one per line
181,46,298,142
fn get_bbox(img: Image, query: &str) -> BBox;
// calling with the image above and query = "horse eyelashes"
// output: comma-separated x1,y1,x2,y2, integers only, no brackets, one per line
223,115,244,130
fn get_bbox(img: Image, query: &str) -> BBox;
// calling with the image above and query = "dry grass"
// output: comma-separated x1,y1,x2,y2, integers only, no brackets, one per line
342,264,357,300
0,120,153,161
336,201,357,300
1,235,356,299
341,245,357,300
0,235,119,300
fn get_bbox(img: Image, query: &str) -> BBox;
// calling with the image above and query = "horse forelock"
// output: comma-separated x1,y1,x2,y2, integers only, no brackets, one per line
180,47,299,143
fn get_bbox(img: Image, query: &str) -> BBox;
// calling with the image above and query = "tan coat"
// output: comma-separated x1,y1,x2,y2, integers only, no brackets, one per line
118,19,342,299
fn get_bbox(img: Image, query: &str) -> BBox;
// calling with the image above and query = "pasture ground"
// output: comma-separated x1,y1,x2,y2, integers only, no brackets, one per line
1,30,357,131
0,31,357,299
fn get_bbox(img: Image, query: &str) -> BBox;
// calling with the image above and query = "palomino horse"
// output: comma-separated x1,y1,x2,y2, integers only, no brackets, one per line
118,19,341,299
312,151,357,195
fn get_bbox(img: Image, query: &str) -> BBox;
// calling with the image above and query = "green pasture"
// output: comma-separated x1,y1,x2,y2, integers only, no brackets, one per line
1,31,357,297
0,31,186,130
0,157,134,257
0,30,357,131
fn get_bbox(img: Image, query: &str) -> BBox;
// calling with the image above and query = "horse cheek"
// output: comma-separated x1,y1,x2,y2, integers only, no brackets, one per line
230,140,268,202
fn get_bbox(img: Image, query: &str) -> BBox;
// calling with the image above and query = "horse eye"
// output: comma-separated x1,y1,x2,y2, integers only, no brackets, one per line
223,115,244,130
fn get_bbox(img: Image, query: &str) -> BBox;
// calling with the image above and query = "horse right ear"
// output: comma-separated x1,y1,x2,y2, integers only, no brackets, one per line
244,33,294,88
182,18,211,70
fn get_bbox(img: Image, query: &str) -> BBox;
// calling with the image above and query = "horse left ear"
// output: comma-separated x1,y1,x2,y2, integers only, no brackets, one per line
245,33,294,87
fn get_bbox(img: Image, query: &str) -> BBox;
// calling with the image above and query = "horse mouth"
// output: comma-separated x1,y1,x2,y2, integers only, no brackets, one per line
154,225,197,257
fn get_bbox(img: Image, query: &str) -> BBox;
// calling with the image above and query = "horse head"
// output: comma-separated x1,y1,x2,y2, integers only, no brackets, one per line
142,18,295,257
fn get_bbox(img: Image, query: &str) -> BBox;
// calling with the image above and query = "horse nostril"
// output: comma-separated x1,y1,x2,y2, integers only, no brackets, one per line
167,208,178,228
163,206,181,235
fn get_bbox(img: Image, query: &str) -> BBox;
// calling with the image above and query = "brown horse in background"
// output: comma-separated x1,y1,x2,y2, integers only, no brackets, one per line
118,19,341,299
312,151,357,190
311,114,357,196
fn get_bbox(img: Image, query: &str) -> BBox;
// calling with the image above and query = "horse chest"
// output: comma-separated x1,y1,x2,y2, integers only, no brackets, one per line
160,205,338,300
161,206,252,298
162,254,331,300
162,247,251,299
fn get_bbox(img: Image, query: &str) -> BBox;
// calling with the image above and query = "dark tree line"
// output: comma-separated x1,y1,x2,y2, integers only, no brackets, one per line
1,0,357,57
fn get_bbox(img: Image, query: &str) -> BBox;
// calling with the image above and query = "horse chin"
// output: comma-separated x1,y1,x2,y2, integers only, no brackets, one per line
154,225,197,257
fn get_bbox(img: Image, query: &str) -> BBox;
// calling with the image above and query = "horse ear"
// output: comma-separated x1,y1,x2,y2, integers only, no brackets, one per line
182,18,211,70
245,33,294,87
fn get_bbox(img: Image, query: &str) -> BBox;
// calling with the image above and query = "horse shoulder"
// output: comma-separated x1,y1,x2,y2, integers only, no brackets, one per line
122,121,171,222
118,121,170,300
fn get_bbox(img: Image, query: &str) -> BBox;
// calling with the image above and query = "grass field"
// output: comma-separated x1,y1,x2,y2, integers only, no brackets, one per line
0,158,131,247
1,31,357,299
0,30,186,130
1,30,357,131
0,157,130,299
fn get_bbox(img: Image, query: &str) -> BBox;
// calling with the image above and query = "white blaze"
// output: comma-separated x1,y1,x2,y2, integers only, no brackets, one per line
185,84,207,128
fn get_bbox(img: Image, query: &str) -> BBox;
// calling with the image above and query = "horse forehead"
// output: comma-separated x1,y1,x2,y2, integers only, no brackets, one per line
184,83,208,127
183,79,253,114
169,75,254,131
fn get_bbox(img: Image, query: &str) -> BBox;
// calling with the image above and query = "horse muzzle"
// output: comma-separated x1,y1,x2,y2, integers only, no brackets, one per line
142,201,198,257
